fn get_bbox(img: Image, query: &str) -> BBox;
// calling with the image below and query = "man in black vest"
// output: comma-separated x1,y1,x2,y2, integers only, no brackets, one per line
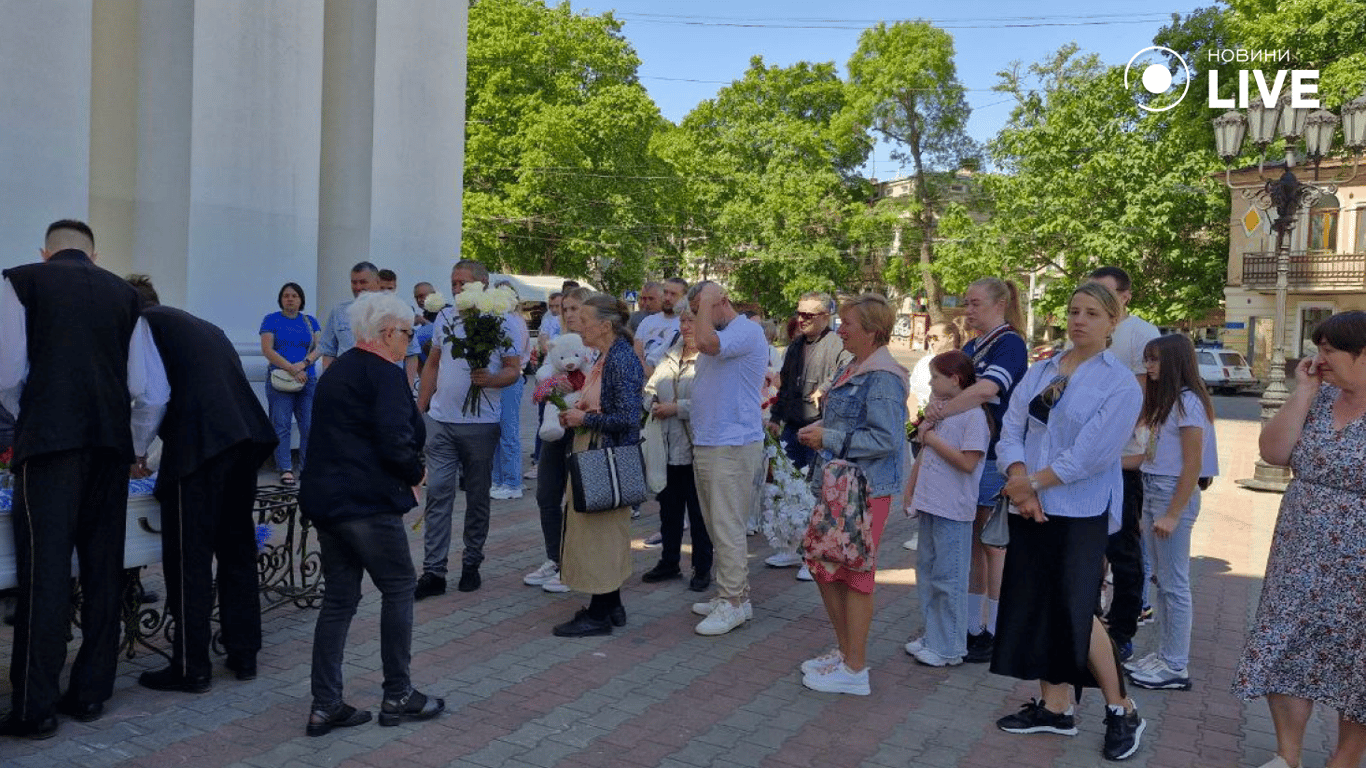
0,220,166,739
125,276,277,694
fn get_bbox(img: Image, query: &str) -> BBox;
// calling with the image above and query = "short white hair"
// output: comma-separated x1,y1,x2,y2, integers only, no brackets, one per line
348,291,413,342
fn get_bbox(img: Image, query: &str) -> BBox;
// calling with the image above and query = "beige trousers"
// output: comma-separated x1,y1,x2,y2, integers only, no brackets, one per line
692,441,764,601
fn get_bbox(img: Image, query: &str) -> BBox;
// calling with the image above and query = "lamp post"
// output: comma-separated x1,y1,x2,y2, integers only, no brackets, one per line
1214,92,1366,491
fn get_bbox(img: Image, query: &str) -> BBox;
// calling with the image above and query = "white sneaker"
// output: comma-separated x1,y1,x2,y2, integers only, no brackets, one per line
503,486,524,499
903,533,919,550
796,564,813,581
523,560,559,586
912,647,963,667
523,464,538,479
802,662,870,695
765,551,802,568
904,636,925,655
695,600,747,636
1123,651,1161,674
800,648,843,675
490,485,511,500
691,598,753,619
541,573,570,593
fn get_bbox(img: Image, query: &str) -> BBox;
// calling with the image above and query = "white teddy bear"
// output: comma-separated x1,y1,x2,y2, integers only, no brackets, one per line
532,332,592,441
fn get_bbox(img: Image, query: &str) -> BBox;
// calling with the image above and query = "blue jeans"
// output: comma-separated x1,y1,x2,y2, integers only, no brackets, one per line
779,423,815,470
1140,472,1200,670
422,418,499,575
917,512,972,660
311,514,415,708
492,376,525,489
265,375,315,473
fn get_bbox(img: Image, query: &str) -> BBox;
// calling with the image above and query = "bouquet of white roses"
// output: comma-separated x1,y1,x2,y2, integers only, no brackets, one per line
759,431,816,552
443,282,519,416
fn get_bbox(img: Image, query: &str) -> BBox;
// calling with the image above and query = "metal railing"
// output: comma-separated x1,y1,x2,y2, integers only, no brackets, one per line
1242,251,1366,290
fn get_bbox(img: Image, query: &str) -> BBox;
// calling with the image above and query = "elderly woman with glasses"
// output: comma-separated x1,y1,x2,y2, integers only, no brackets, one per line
299,291,443,737
989,282,1145,762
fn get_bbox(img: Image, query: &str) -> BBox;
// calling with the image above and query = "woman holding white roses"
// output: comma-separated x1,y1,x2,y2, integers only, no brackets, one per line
795,294,908,696
551,293,644,637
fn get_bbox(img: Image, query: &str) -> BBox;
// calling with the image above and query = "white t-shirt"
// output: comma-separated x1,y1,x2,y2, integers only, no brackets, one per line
636,312,680,367
1140,389,1219,477
428,308,527,425
540,312,561,340
691,315,769,446
1111,314,1161,375
911,407,990,521
907,355,933,408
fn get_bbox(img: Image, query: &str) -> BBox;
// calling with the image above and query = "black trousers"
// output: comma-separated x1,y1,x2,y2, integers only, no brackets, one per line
535,434,571,564
1104,468,1146,645
9,448,127,720
158,443,263,678
657,463,712,575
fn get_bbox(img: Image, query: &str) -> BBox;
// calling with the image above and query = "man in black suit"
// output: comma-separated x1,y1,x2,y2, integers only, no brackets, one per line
0,220,167,739
125,276,277,693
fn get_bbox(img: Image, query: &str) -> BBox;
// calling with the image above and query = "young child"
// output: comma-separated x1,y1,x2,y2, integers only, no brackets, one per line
1126,334,1219,691
904,351,991,667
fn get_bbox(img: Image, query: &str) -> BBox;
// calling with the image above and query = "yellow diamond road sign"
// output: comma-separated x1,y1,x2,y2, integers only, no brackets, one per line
1242,207,1264,236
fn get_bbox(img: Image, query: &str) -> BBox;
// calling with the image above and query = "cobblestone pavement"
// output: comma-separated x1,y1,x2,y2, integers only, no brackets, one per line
0,358,1331,767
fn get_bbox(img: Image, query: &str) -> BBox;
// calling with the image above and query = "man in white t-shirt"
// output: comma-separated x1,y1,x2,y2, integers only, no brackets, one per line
686,281,770,636
1090,266,1160,659
414,259,527,598
634,277,686,375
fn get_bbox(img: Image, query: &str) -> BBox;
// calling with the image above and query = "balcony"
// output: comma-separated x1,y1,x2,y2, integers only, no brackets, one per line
1241,251,1366,291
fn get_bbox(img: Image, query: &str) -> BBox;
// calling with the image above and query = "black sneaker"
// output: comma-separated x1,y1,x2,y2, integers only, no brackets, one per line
414,573,446,600
996,699,1078,736
1102,706,1145,761
965,630,994,663
457,568,481,592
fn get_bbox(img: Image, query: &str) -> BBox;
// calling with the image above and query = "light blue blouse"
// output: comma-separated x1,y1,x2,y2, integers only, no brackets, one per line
995,350,1142,531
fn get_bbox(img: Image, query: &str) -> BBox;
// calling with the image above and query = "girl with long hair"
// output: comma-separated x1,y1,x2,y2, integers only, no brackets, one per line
1125,334,1218,692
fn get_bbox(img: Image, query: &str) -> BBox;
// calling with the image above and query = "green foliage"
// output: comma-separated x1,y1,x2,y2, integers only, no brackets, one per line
463,0,669,295
984,47,1229,327
1223,0,1366,109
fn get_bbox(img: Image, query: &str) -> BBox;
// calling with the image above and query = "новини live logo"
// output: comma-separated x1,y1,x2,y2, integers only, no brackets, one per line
1125,46,1319,113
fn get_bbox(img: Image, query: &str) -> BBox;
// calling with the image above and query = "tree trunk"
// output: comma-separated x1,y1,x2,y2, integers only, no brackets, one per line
906,106,944,323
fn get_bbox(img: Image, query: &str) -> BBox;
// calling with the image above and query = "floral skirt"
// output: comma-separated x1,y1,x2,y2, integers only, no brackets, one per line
806,496,891,595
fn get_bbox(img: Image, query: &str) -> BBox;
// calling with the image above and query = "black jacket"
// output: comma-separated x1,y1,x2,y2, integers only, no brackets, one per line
141,305,277,495
299,348,425,524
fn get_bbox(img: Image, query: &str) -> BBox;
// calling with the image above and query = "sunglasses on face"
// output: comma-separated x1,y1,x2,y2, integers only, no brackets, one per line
797,311,826,321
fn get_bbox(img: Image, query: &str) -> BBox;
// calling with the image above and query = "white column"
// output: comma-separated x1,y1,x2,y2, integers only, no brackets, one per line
0,0,93,266
318,0,466,315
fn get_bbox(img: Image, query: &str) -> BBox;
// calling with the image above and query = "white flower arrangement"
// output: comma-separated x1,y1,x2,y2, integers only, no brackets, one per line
759,432,816,551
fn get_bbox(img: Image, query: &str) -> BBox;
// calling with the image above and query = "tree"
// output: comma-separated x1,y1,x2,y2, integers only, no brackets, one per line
844,21,978,322
665,56,873,316
463,0,670,294
1223,0,1366,109
983,46,1229,328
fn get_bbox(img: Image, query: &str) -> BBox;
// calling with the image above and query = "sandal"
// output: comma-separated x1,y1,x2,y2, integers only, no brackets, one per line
306,703,371,737
279,471,296,487
378,689,445,726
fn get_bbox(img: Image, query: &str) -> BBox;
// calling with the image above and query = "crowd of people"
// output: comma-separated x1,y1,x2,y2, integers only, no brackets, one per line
2,219,1363,767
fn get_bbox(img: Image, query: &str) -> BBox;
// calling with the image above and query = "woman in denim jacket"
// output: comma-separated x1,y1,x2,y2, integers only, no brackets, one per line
796,294,908,696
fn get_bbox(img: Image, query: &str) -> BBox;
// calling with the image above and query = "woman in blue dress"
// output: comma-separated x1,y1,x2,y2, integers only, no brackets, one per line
260,282,321,485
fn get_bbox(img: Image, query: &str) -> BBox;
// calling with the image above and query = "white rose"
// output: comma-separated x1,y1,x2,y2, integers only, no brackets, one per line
474,290,499,313
423,292,447,313
454,282,483,311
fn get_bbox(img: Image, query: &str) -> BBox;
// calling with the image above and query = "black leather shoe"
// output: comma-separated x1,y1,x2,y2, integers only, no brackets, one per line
965,630,994,664
457,568,481,593
688,572,711,592
56,698,103,722
552,608,612,637
414,572,446,600
306,702,371,737
641,563,682,583
138,666,212,694
379,689,445,727
0,711,59,739
225,654,257,681
608,605,627,627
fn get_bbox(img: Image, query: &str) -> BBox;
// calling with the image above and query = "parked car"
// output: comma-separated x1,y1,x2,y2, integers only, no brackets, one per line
1197,348,1259,395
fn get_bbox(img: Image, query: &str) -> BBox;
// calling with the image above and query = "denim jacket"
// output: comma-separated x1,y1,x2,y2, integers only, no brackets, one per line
816,347,909,499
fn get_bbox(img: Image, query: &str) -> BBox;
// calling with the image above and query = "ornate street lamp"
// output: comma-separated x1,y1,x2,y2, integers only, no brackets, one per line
1214,90,1366,492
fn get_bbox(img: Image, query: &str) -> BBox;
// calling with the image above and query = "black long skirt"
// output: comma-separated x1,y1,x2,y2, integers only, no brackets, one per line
990,512,1112,694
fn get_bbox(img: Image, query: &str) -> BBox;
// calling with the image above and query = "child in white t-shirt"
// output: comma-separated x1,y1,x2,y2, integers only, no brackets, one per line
903,351,991,667
1127,335,1219,692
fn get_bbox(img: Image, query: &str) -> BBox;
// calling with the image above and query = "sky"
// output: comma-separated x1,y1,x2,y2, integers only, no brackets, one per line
567,0,1212,178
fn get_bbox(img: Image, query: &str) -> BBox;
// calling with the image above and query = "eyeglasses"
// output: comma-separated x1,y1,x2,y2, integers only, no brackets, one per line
797,311,827,321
